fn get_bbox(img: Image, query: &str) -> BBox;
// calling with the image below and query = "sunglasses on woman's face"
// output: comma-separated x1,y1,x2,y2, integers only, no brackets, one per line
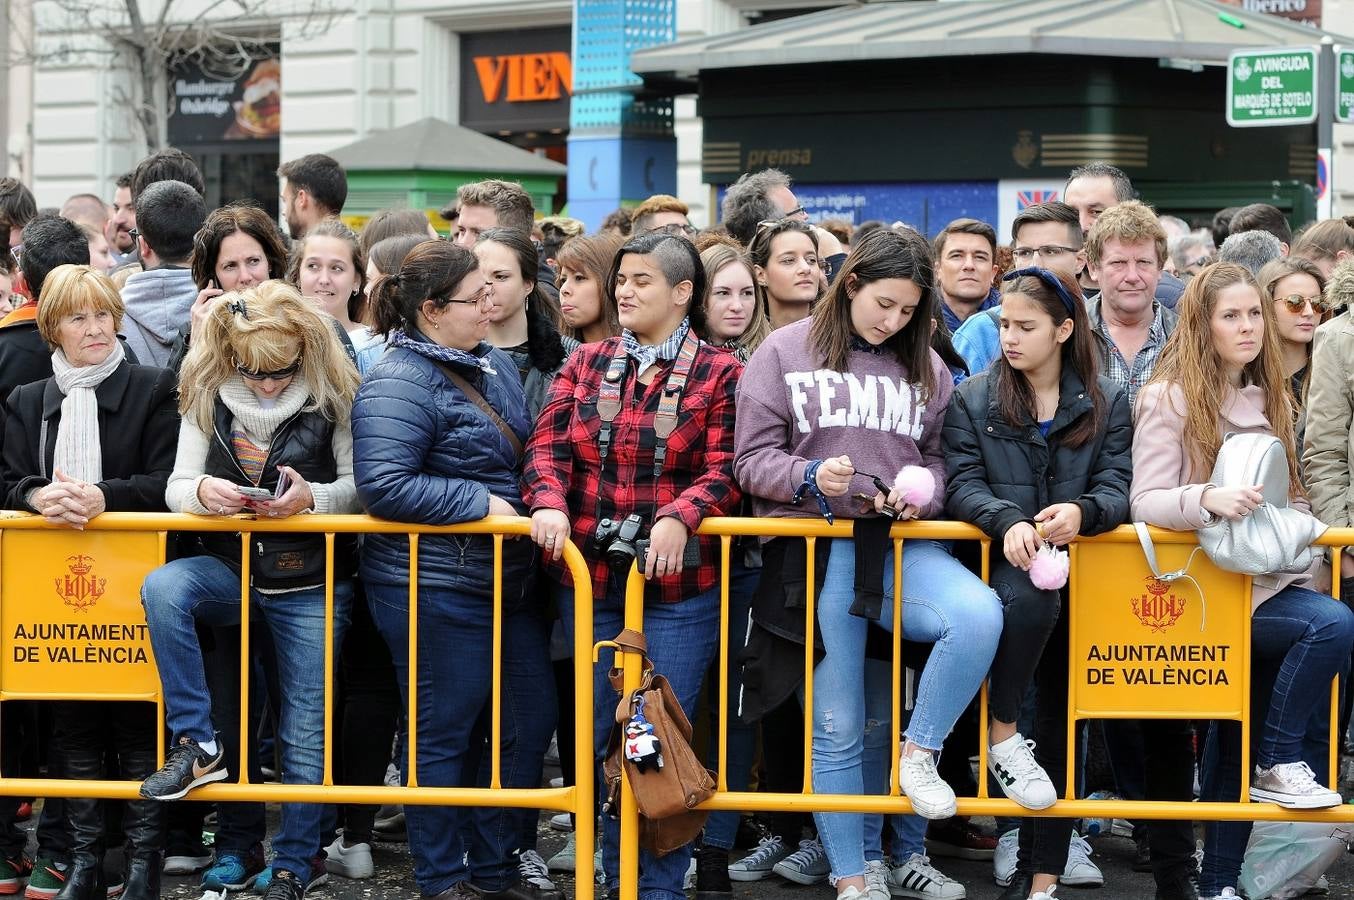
1276,294,1332,316
236,357,302,381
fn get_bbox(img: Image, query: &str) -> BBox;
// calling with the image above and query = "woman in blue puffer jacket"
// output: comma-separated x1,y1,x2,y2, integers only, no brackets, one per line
351,240,557,900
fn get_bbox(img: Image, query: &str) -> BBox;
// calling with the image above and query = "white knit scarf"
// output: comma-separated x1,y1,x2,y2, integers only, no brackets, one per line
50,340,125,483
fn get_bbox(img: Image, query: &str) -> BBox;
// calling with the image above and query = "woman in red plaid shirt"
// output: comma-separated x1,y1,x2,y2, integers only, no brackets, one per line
523,230,741,900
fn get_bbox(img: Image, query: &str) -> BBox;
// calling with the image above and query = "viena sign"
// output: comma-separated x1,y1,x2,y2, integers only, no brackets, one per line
1227,47,1318,127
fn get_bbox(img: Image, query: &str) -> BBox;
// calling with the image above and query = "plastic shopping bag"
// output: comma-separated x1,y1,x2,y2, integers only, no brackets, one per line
1238,821,1351,899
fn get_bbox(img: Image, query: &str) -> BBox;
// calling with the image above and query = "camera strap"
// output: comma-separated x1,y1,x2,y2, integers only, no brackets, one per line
593,327,702,526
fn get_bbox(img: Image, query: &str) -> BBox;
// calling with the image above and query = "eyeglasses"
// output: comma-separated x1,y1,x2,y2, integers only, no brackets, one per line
653,222,697,236
128,229,140,243
8,244,21,267
236,357,302,381
1011,245,1078,263
785,205,807,218
1276,293,1332,315
443,285,492,306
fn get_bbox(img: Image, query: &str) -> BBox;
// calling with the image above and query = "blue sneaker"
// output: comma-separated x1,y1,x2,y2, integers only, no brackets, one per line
202,849,265,892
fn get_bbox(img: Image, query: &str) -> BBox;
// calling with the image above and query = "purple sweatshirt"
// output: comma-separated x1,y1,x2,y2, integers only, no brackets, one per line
733,317,953,522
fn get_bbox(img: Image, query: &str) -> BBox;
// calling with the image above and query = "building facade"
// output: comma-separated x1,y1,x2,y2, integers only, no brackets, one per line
6,0,1354,224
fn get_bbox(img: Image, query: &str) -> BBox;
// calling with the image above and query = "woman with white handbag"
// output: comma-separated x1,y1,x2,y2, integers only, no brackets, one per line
1130,261,1354,900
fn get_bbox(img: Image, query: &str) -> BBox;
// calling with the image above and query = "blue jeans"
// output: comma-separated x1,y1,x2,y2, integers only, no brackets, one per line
367,580,555,895
140,555,352,879
701,557,760,851
1198,585,1354,894
812,539,1001,881
558,575,721,900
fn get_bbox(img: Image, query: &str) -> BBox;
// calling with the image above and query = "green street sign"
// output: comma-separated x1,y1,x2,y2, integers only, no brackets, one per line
1227,47,1318,128
1338,47,1354,124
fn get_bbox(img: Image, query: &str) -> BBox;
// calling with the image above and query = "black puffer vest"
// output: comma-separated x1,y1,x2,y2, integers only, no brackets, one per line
196,397,356,589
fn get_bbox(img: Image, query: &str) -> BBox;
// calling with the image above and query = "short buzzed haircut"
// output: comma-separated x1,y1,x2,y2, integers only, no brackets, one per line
131,148,205,201
0,178,38,236
19,215,89,301
631,194,690,234
1066,162,1134,202
1218,230,1283,277
278,153,348,215
135,180,207,264
60,193,109,230
933,218,997,258
1011,200,1081,245
721,168,793,246
1228,202,1292,247
456,179,534,237
1084,200,1167,266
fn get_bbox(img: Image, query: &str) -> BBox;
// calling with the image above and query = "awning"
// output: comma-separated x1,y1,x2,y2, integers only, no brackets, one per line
631,0,1353,80
327,117,566,176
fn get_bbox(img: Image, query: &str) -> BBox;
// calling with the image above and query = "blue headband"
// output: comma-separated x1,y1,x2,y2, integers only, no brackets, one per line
1001,266,1080,317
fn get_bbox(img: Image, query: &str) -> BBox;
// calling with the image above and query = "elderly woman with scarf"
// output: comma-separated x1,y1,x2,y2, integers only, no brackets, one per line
1,264,178,900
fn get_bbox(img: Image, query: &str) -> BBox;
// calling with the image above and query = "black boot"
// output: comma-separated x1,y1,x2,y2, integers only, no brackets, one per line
118,853,160,900
52,853,103,900
119,744,165,900
52,728,105,900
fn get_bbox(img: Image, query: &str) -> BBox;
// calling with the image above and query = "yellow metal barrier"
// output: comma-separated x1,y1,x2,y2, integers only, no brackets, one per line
0,512,596,900
606,518,1354,900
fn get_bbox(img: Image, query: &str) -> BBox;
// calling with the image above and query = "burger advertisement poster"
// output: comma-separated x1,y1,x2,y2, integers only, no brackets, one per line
169,53,281,144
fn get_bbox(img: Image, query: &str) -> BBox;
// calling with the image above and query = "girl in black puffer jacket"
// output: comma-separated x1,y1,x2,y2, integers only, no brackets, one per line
941,267,1133,900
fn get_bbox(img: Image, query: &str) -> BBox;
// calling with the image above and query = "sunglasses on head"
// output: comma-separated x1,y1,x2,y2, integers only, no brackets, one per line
236,357,302,381
1276,293,1332,315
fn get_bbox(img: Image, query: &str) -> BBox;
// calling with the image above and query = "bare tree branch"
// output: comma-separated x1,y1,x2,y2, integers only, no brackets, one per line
21,0,346,154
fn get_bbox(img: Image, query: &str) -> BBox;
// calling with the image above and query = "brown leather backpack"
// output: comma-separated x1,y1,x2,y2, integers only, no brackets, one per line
601,629,716,856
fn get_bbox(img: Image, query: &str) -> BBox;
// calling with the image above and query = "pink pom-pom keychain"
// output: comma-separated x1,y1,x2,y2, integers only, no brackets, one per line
892,466,936,509
1029,543,1070,590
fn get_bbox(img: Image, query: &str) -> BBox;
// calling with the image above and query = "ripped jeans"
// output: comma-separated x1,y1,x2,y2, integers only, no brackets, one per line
810,538,1002,881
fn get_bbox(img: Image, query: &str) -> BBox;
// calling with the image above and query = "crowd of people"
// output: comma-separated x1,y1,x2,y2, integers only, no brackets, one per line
0,151,1350,900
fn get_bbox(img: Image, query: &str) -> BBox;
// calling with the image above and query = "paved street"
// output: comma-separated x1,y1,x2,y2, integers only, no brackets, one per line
145,807,1354,900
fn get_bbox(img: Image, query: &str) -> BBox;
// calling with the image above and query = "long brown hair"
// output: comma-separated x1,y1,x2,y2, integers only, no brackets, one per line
1145,261,1301,495
699,243,770,358
993,268,1103,447
1256,255,1327,408
555,231,624,341
807,227,938,401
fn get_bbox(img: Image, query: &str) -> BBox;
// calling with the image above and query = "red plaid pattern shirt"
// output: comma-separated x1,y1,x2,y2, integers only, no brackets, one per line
523,337,742,604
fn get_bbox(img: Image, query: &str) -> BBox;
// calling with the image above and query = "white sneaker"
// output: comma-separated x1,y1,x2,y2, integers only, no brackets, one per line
728,835,791,881
864,859,891,900
323,836,374,879
838,887,869,900
899,747,957,819
887,853,966,898
1059,833,1102,887
517,849,557,894
992,828,1018,887
1031,888,1057,900
987,733,1056,810
772,838,830,885
1200,890,1238,900
549,812,573,831
1250,761,1343,808
547,833,576,872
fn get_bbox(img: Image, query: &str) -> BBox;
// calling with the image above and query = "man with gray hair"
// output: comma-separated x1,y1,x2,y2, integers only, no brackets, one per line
720,168,807,246
1218,230,1283,277
1169,233,1213,280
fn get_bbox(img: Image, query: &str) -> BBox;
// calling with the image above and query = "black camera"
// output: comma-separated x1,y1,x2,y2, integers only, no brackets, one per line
590,514,646,572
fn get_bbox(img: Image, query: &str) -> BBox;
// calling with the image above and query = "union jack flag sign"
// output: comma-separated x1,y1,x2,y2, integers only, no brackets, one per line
1017,190,1059,209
